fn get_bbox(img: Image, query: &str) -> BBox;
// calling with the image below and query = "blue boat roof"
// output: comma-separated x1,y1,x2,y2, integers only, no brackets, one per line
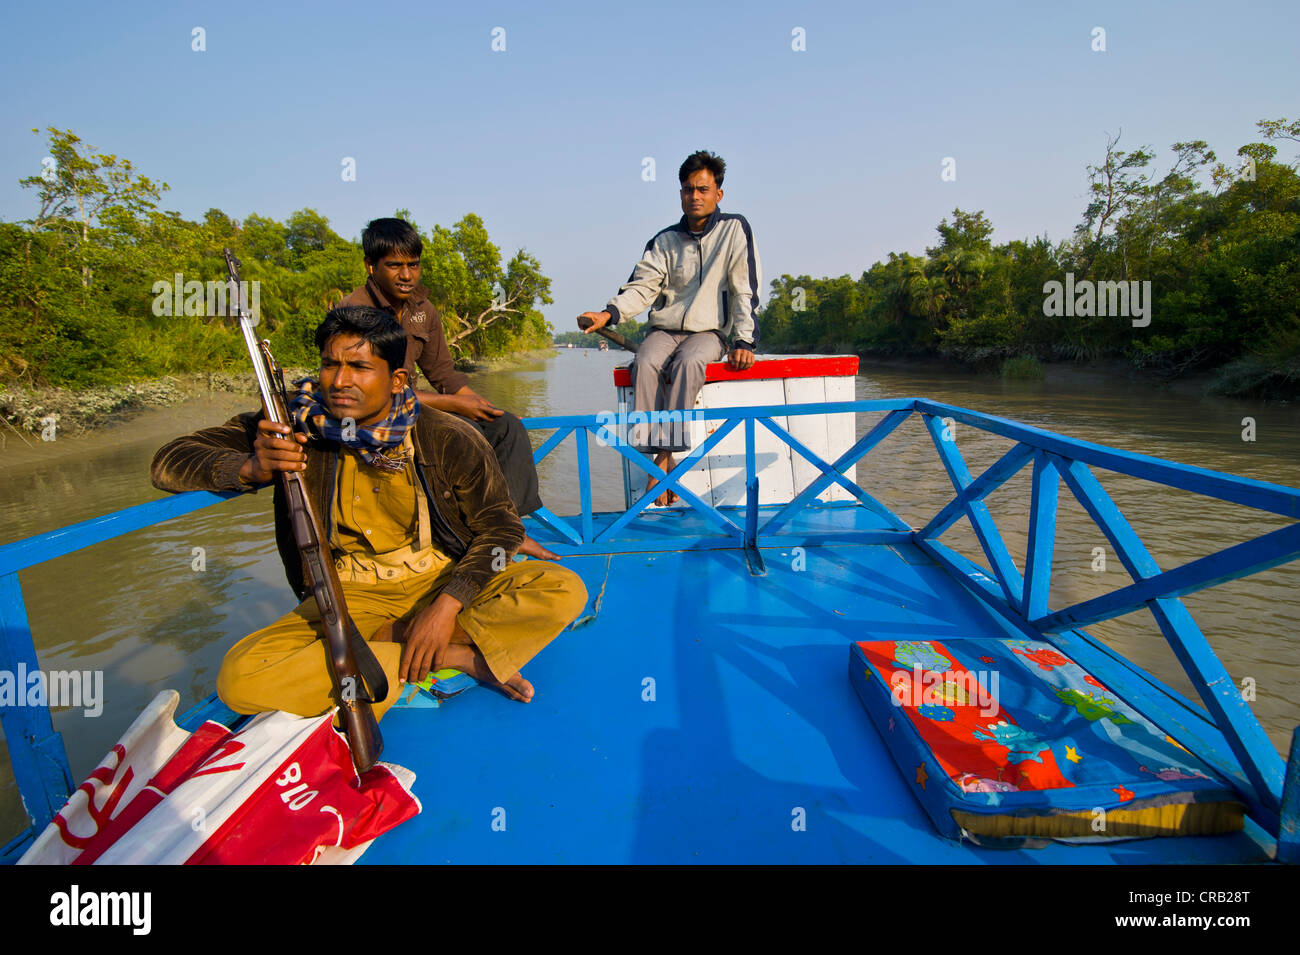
360,506,1275,864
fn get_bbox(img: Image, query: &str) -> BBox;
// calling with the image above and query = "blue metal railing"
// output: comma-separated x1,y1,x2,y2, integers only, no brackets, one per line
518,398,1300,833
521,399,916,553
2,398,1298,860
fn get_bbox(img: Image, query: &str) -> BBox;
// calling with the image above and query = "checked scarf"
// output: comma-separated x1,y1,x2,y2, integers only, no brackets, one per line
289,377,420,472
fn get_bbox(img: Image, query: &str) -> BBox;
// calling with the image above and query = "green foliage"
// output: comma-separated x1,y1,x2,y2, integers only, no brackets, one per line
553,331,600,348
0,130,554,389
764,118,1300,395
422,215,554,357
1000,356,1044,380
20,127,167,253
939,309,1024,366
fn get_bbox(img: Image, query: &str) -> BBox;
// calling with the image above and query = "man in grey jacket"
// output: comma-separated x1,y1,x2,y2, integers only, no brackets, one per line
579,150,761,505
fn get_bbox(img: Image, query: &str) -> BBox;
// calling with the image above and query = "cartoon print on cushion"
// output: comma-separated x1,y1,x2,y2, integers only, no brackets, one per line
1012,646,1072,671
939,680,971,706
1053,687,1134,725
917,704,956,722
1139,765,1208,781
972,721,1051,763
1083,674,1109,691
955,772,1019,793
1095,722,1210,780
892,641,952,673
889,668,972,711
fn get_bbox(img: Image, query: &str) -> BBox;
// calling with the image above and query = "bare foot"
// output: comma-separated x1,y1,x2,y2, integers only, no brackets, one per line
498,672,535,703
439,643,535,703
518,535,560,561
646,451,678,506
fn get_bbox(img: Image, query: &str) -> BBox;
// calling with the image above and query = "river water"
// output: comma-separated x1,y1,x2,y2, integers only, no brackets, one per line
2,348,1297,842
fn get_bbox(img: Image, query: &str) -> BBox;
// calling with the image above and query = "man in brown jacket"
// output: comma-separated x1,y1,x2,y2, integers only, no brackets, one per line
151,306,586,718
338,217,557,560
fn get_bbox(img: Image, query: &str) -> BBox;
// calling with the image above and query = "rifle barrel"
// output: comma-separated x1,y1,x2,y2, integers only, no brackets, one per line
222,247,383,773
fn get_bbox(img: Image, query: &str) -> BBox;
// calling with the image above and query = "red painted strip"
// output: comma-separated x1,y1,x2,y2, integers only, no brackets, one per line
612,355,858,388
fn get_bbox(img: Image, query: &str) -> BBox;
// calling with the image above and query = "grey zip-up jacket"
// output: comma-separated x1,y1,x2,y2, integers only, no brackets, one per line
605,208,761,349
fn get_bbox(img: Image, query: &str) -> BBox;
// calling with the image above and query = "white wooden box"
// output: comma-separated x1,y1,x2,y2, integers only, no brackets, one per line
613,355,859,509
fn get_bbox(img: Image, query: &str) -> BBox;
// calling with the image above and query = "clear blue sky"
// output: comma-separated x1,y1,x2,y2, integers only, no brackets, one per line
2,0,1296,331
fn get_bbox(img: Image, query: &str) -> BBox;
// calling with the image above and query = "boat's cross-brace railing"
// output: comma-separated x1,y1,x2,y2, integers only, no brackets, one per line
906,398,1299,834
518,398,1300,844
520,399,916,565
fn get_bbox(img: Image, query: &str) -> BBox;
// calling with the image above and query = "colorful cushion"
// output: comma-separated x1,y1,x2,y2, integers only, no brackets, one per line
849,638,1244,846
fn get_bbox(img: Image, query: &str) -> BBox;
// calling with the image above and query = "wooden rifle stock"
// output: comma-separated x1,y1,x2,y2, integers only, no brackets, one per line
224,249,386,773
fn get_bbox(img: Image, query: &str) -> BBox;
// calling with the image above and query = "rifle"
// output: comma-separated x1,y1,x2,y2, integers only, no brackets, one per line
224,248,387,774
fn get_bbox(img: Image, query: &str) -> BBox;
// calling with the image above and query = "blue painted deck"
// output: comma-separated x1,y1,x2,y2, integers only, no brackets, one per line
362,506,1274,864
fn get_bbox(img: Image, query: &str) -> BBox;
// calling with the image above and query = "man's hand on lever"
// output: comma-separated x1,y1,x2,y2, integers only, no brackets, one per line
577,311,611,333
728,347,755,372
239,419,309,485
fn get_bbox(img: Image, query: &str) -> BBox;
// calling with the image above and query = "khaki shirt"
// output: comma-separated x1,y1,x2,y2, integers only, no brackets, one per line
330,433,452,585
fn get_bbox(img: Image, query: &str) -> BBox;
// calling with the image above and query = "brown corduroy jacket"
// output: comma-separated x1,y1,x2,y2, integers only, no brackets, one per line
150,408,523,609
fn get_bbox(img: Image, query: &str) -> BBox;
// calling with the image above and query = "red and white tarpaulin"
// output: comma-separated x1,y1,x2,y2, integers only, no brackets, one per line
19,690,420,865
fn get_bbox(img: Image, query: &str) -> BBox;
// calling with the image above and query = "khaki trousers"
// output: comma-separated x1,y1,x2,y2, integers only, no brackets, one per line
217,561,587,720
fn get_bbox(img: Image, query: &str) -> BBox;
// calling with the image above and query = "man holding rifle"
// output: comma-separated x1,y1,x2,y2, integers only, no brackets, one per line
151,306,587,719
